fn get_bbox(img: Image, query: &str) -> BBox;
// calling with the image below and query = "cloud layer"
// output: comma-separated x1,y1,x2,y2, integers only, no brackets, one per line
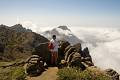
70,27,120,73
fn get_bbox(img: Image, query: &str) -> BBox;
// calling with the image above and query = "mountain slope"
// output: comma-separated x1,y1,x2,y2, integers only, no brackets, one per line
0,24,49,61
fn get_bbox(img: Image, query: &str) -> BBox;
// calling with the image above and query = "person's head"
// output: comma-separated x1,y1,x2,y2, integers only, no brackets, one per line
52,35,56,40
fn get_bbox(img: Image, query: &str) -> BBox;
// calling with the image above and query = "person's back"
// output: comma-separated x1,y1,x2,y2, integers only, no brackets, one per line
49,35,59,65
50,38,59,52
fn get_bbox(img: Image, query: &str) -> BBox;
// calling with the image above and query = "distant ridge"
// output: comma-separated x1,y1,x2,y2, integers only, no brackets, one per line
10,24,32,32
58,26,71,31
42,26,83,45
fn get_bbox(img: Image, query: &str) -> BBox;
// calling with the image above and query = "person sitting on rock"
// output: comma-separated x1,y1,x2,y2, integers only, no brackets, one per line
48,35,59,65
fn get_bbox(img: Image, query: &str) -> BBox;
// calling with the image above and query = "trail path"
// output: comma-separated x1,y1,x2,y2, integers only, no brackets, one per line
27,67,58,80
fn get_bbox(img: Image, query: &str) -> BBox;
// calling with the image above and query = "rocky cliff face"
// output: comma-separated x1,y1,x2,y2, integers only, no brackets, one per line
0,24,49,61
58,40,94,69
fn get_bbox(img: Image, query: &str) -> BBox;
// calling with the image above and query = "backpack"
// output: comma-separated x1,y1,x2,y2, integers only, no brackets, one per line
48,42,54,49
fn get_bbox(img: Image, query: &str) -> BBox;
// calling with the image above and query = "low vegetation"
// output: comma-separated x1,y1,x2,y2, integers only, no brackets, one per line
57,67,112,80
0,62,26,80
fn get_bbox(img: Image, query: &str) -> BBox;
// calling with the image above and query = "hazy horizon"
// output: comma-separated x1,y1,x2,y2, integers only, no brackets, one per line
0,0,120,28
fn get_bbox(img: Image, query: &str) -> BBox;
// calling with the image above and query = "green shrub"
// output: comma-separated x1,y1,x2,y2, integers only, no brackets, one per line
57,67,112,80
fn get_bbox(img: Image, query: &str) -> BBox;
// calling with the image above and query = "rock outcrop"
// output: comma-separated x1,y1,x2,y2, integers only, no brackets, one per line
105,69,119,80
58,40,94,70
25,55,45,76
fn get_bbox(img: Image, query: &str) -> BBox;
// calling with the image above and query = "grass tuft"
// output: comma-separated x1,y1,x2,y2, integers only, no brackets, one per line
57,67,112,80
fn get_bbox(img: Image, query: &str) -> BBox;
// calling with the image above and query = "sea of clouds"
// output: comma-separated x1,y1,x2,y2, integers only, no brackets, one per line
70,27,120,73
22,22,120,73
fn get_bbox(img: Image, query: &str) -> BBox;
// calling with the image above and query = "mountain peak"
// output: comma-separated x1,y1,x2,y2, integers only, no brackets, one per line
42,26,82,45
0,24,9,28
11,24,32,32
58,26,71,31
12,24,23,27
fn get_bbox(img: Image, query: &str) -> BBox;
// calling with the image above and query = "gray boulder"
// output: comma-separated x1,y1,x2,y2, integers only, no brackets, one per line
67,52,86,70
105,69,119,80
25,55,44,76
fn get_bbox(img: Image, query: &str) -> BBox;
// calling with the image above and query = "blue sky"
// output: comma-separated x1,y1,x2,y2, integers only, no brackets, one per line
0,0,120,27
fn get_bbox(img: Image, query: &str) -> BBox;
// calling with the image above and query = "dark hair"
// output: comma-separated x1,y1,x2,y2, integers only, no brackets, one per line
52,35,56,38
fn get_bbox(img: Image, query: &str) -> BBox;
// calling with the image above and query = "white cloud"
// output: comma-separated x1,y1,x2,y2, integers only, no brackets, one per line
21,20,56,33
71,27,120,73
